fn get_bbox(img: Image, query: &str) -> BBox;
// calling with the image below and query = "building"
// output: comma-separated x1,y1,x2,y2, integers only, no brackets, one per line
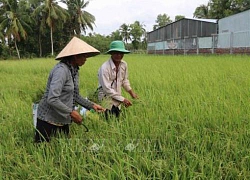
147,18,218,55
218,9,250,49
147,9,250,55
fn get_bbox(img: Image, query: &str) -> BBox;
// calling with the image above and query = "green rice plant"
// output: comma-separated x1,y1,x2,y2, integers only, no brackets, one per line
1,55,250,179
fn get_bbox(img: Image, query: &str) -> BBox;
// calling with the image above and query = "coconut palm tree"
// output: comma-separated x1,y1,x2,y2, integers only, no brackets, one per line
110,30,122,41
153,13,172,30
119,23,131,44
0,0,32,59
130,21,146,50
193,4,211,19
33,0,68,56
62,0,95,36
29,0,44,57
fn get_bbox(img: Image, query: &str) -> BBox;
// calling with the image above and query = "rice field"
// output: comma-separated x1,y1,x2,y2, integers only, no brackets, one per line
0,54,250,179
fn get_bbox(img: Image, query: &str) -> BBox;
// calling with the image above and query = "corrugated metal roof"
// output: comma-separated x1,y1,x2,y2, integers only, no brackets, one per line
184,18,218,23
148,18,218,33
219,8,250,21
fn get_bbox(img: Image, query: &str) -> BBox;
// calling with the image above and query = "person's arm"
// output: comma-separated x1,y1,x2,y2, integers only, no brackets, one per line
128,89,138,99
46,66,84,124
47,67,72,115
70,110,83,124
74,72,105,112
121,64,138,99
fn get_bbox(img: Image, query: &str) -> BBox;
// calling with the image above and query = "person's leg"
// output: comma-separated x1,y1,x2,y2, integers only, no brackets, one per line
48,124,70,141
104,105,120,120
58,125,70,137
111,105,120,118
104,109,111,120
34,119,55,143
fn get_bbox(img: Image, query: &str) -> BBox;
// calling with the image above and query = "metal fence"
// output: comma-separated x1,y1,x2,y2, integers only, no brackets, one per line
147,30,250,55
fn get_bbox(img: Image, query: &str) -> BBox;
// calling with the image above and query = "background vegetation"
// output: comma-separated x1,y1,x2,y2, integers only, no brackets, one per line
1,54,250,179
1,0,250,59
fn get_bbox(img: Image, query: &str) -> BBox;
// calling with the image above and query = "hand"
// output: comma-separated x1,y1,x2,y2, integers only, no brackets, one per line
123,98,132,108
131,92,138,99
70,110,83,125
128,90,138,99
92,104,106,112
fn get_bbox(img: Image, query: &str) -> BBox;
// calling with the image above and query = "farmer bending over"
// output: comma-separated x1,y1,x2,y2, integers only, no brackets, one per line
97,40,138,119
34,37,105,143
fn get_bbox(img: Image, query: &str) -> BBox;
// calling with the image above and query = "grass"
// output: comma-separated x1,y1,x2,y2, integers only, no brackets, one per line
0,54,250,179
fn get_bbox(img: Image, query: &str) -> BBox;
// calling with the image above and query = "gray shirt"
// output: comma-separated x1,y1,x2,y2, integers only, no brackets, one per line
37,62,93,125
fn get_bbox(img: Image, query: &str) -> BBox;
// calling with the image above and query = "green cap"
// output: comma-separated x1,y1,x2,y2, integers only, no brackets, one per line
106,40,130,54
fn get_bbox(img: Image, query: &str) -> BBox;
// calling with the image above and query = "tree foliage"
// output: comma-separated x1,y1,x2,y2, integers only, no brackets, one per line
153,13,172,30
119,23,131,44
130,21,146,50
193,4,211,18
175,15,185,21
193,0,250,19
0,0,32,59
62,0,95,36
0,0,249,59
33,0,68,56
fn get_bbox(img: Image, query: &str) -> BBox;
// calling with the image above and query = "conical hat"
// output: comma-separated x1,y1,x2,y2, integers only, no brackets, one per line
55,36,100,60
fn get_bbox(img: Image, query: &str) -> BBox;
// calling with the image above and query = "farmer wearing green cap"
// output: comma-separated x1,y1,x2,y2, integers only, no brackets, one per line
97,40,138,119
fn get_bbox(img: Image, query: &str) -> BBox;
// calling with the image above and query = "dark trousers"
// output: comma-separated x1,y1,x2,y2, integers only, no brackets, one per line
104,105,121,120
34,119,69,143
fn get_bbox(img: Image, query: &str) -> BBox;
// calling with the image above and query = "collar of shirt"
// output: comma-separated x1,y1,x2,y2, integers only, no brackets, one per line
108,59,126,71
61,61,79,71
66,62,79,77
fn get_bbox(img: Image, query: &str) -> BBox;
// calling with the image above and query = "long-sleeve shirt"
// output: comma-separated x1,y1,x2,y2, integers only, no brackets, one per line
37,62,93,125
98,58,131,109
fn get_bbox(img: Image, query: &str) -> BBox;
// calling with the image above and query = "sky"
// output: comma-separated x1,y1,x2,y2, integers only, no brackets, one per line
84,0,209,35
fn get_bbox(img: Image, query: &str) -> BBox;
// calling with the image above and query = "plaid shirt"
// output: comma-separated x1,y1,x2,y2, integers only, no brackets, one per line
37,62,93,125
